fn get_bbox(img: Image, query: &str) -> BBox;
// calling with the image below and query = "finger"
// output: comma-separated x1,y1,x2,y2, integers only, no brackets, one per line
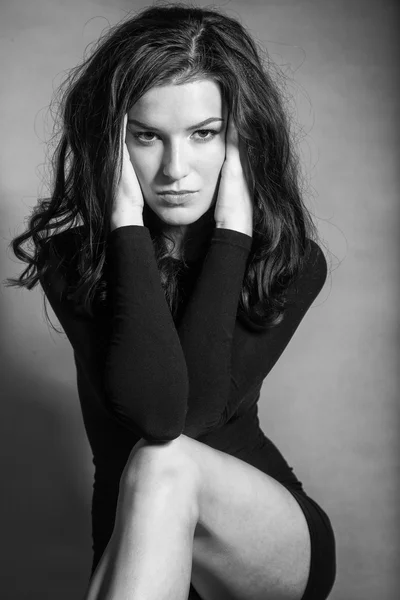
123,113,128,144
225,113,241,163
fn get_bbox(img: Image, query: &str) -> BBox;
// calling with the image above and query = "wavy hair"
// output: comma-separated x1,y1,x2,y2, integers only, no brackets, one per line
4,1,320,330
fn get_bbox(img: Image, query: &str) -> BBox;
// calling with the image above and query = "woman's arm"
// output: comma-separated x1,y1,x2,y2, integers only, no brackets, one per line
178,233,328,438
176,226,252,435
103,225,190,440
40,225,189,442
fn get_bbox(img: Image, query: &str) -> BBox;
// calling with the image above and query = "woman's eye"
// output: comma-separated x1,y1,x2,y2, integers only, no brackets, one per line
193,129,219,142
134,132,158,144
131,128,219,145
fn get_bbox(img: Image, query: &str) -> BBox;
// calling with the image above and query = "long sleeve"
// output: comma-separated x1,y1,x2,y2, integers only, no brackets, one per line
176,227,252,436
40,225,189,442
103,226,190,440
176,230,327,439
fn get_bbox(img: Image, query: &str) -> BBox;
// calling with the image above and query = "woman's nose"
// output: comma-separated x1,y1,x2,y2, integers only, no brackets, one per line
162,142,190,179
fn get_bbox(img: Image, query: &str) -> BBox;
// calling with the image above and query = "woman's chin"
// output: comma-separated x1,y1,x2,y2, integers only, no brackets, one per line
155,205,209,225
143,197,215,230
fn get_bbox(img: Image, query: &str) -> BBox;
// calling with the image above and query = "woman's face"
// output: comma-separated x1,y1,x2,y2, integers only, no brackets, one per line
126,79,227,231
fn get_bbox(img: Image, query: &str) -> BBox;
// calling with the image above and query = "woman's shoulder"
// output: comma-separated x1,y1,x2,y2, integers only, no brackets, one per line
285,238,328,304
305,238,327,278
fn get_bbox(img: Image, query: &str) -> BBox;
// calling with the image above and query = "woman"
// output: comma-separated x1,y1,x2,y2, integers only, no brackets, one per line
5,4,336,599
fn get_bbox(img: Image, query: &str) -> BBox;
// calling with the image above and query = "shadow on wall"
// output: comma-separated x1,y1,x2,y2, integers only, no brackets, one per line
0,351,93,599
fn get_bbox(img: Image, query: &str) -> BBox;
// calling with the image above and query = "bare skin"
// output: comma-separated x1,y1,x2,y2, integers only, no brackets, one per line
83,434,311,600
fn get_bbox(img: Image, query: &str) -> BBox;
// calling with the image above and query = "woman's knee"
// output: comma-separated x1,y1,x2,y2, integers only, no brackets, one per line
121,434,201,498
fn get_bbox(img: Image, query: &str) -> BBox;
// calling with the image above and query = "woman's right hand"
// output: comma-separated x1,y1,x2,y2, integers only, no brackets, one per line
111,114,145,230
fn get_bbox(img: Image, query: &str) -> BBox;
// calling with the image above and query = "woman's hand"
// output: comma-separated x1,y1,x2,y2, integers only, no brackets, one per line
214,113,253,237
111,114,145,230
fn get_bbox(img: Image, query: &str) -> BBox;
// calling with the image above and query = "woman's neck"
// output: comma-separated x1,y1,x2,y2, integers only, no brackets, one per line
163,210,215,262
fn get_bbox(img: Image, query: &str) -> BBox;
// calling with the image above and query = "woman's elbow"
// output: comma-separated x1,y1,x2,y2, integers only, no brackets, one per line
104,389,188,442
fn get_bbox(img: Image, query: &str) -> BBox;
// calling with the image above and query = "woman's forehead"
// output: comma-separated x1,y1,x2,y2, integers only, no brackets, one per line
128,80,225,125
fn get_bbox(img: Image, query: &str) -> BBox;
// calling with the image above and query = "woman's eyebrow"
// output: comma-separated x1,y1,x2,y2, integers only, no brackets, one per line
127,117,224,131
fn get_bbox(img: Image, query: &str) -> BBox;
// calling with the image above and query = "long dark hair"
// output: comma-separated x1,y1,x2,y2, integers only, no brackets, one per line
4,2,322,330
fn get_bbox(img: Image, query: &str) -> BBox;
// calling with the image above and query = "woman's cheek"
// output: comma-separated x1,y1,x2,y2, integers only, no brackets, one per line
199,142,225,173
126,147,152,182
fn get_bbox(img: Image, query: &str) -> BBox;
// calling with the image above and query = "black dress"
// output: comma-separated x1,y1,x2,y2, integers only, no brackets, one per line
39,224,336,600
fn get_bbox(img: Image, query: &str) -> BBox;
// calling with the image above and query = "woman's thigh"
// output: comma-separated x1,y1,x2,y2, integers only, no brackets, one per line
157,434,312,600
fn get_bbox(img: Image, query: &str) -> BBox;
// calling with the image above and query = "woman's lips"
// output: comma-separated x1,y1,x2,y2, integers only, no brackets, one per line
158,191,197,204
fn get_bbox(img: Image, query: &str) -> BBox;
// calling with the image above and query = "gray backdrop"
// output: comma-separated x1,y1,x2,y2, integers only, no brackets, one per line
1,0,398,598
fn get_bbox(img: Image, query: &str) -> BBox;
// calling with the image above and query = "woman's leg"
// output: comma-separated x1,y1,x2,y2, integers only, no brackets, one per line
84,434,311,600
83,440,200,600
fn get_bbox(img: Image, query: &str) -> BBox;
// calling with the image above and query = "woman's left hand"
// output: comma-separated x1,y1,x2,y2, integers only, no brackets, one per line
214,113,253,237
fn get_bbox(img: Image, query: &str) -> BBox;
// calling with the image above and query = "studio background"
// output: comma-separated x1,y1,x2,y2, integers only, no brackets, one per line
1,1,398,598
